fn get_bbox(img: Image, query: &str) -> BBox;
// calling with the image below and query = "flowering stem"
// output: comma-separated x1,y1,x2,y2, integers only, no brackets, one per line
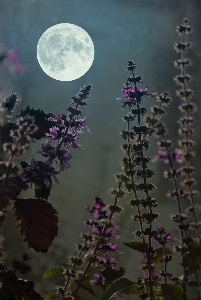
72,181,123,297
127,105,145,238
63,217,93,294
180,30,200,239
160,131,186,239
133,75,154,300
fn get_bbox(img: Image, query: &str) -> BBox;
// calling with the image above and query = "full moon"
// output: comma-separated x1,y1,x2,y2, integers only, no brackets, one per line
37,23,94,81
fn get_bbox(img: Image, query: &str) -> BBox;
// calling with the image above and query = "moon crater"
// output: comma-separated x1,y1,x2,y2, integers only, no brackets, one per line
37,23,94,81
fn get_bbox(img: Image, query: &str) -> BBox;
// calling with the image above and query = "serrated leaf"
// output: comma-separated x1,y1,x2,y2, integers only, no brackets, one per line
0,262,42,300
123,242,149,252
155,247,173,255
99,278,132,300
101,267,125,284
44,293,57,300
161,284,188,300
43,267,64,279
17,106,55,140
13,198,58,253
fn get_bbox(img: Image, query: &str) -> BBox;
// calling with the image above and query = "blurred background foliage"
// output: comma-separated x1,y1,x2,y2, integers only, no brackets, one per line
0,0,201,298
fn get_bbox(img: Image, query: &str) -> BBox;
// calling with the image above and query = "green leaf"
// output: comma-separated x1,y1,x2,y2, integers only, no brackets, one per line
74,279,96,297
161,284,188,300
101,267,125,284
152,248,173,265
43,267,64,279
44,293,57,300
99,278,132,300
121,283,141,295
123,242,149,252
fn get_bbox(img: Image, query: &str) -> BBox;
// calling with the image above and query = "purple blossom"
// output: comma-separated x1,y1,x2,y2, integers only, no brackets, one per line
49,109,64,122
104,228,119,239
98,257,117,268
123,86,155,101
98,243,118,253
61,129,80,149
24,158,60,186
172,148,183,163
165,233,175,243
6,47,24,74
152,150,169,163
27,157,38,170
152,148,183,164
153,228,175,245
36,140,57,165
90,273,103,285
123,87,135,98
44,170,59,186
73,117,90,133
47,126,60,139
57,148,72,171
85,197,120,282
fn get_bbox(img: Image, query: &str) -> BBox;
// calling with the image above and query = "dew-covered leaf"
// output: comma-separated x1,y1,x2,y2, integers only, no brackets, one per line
123,241,149,252
99,278,132,300
43,267,64,279
13,198,58,253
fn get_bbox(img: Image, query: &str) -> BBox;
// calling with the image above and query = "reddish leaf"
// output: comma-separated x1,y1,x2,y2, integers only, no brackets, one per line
0,262,42,300
13,198,58,253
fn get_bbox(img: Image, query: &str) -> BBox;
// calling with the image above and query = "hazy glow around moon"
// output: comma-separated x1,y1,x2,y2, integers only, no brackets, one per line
37,23,94,81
